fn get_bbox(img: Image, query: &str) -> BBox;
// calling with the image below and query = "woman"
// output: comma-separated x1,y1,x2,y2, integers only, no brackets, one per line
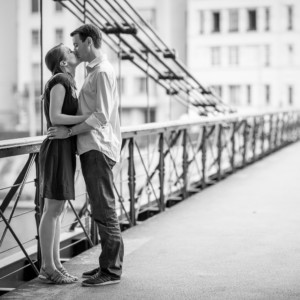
38,44,88,284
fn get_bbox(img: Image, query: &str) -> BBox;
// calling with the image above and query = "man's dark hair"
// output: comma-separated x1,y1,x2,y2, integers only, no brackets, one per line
70,24,102,49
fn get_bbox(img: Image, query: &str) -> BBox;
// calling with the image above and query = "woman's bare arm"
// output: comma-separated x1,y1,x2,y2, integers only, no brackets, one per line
49,84,88,125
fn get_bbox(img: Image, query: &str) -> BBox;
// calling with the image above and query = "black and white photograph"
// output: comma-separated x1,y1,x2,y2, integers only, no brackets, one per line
0,0,299,299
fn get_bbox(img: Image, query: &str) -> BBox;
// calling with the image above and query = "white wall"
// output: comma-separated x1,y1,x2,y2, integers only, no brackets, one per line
0,0,18,130
187,0,300,110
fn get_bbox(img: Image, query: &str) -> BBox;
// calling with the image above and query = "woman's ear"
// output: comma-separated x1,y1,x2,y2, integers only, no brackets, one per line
60,60,67,67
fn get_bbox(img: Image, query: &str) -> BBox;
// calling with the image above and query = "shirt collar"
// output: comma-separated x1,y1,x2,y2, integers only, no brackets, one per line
86,53,107,71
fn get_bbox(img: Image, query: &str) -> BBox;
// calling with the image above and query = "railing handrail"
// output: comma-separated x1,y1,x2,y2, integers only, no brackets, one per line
1,110,299,157
1,109,300,286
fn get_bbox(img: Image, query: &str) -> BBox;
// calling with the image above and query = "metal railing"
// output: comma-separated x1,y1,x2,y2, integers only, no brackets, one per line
0,110,300,285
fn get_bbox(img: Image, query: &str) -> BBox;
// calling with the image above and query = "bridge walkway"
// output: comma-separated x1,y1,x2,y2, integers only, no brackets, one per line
2,142,300,300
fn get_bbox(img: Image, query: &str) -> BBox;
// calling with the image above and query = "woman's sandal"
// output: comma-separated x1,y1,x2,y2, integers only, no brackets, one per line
38,268,74,284
57,266,78,281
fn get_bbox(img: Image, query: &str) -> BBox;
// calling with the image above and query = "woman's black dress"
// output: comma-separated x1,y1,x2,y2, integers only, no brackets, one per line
39,73,78,200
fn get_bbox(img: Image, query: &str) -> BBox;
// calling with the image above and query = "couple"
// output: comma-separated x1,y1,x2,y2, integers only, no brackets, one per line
38,23,124,286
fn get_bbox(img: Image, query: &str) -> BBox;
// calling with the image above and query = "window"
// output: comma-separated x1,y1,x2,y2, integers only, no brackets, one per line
31,0,39,13
287,5,293,30
288,85,293,105
264,45,270,66
32,63,41,96
55,28,64,44
32,30,39,47
211,47,221,66
247,85,251,105
229,9,239,32
265,85,270,105
135,77,147,94
117,77,125,94
212,11,221,32
265,7,270,31
144,108,156,123
287,44,294,65
55,2,63,12
247,9,257,31
229,85,240,105
32,63,40,79
199,10,204,34
229,46,239,65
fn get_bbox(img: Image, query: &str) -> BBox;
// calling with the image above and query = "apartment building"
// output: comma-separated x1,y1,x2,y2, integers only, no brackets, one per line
110,0,187,125
0,0,18,132
0,0,84,135
187,0,300,111
0,0,190,137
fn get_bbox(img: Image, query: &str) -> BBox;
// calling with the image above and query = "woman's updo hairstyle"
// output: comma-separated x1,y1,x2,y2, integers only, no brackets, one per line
43,43,76,91
45,44,66,75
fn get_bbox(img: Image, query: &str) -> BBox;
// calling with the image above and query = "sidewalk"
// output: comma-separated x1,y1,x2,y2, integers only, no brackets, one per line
2,142,300,300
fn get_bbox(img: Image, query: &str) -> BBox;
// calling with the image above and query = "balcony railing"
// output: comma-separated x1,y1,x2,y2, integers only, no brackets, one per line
0,110,299,290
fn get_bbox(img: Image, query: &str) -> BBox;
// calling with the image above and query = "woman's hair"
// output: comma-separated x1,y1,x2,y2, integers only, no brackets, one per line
43,44,76,96
45,43,66,75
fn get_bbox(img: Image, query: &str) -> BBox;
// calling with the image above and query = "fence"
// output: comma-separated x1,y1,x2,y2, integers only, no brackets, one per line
0,110,299,290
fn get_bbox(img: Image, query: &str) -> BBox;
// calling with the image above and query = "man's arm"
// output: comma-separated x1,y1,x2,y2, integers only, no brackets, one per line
48,72,112,140
48,122,92,139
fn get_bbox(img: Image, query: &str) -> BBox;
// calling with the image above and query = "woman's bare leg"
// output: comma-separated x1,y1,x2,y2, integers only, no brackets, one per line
53,202,67,269
39,198,66,273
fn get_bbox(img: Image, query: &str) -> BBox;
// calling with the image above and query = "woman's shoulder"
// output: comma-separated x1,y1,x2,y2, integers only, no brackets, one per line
46,73,74,92
50,73,73,86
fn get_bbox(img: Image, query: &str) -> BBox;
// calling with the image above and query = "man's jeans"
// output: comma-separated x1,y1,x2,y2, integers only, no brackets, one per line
80,150,124,278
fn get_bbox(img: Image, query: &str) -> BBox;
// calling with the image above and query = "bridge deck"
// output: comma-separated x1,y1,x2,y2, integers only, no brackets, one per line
2,142,300,300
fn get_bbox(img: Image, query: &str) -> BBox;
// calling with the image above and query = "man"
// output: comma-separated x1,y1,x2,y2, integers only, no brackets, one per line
48,23,124,287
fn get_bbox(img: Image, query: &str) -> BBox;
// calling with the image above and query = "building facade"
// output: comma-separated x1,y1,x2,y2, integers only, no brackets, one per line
0,0,18,133
0,0,84,135
3,0,296,136
0,0,189,137
187,0,300,111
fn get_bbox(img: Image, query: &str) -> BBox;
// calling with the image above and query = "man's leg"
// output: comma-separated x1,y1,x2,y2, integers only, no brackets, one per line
80,150,124,280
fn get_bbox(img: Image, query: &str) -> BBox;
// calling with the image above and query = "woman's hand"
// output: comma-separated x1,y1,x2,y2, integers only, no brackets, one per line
48,126,69,139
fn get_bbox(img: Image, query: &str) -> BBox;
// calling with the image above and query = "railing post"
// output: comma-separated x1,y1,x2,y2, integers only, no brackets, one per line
280,113,285,146
201,126,207,188
268,114,273,152
242,120,247,166
230,122,236,171
181,129,188,199
128,138,136,225
297,113,300,141
217,124,223,180
261,116,265,157
34,153,42,270
158,133,165,211
252,117,257,162
274,114,279,149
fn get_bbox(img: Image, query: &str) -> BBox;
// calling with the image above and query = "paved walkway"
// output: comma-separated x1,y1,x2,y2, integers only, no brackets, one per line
2,142,300,300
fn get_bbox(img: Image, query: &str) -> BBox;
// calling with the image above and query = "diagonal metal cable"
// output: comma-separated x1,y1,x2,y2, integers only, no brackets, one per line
0,209,39,275
164,134,185,190
0,154,36,247
186,133,202,178
67,0,195,112
134,141,159,206
55,0,233,115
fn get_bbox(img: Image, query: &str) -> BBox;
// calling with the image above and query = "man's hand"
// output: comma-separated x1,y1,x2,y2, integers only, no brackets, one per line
48,126,69,140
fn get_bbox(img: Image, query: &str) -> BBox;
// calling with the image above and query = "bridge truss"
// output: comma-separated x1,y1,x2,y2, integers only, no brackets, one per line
54,0,234,116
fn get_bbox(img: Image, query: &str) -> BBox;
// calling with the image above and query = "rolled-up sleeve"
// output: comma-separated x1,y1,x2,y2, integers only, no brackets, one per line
84,72,112,130
85,112,107,129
